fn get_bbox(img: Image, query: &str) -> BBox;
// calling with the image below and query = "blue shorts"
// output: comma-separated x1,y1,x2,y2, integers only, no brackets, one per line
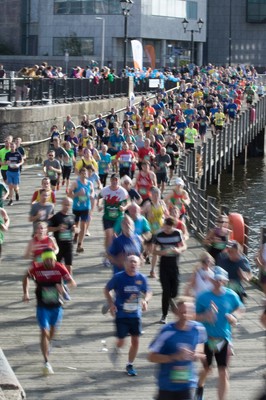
6,170,20,185
115,317,142,339
73,209,90,222
36,306,63,330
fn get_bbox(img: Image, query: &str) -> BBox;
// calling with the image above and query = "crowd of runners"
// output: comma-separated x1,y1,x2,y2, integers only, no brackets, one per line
0,63,265,400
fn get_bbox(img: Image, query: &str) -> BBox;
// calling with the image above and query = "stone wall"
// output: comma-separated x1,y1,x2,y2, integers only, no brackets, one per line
0,95,141,163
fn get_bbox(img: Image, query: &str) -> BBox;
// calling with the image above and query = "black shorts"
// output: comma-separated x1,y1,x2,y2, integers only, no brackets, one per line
50,179,58,187
57,241,73,266
115,317,142,339
62,165,72,180
102,216,116,230
73,209,90,223
156,172,167,184
157,389,193,400
204,339,230,367
185,142,194,150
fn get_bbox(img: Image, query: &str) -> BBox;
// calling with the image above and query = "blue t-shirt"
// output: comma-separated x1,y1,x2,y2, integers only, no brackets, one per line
106,270,149,318
108,233,142,274
98,153,111,175
95,118,106,133
109,134,125,151
175,121,187,137
216,252,251,284
196,288,243,341
114,215,151,236
149,321,207,391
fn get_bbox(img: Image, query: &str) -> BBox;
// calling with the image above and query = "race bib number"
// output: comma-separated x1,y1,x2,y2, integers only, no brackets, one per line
41,287,59,305
170,366,190,383
123,300,138,312
59,230,72,240
139,187,147,195
109,209,119,219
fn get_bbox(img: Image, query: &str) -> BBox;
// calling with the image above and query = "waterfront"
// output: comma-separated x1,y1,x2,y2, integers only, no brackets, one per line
207,154,266,250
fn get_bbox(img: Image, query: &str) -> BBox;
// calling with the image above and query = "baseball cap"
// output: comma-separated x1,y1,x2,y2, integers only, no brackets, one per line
213,266,229,281
175,177,185,186
110,173,119,180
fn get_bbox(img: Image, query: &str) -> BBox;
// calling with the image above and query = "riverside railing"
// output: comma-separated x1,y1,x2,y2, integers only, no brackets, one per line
0,77,177,106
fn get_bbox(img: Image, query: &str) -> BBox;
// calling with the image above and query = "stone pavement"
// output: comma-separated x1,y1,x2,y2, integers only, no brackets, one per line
0,166,265,400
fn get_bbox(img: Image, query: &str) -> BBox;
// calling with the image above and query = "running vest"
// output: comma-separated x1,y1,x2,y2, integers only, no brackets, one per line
73,178,91,211
149,202,164,233
170,190,186,214
136,172,153,200
32,236,52,262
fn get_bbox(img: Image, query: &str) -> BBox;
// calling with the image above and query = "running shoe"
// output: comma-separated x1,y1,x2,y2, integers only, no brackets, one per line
194,386,204,400
63,284,71,301
159,315,167,324
103,258,112,268
101,302,110,315
108,346,121,367
15,192,19,201
7,200,13,206
149,270,157,278
126,364,137,376
145,256,151,264
43,362,54,376
85,230,91,237
76,245,84,253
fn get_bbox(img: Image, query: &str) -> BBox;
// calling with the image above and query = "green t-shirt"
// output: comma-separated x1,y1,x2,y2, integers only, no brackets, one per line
0,148,10,171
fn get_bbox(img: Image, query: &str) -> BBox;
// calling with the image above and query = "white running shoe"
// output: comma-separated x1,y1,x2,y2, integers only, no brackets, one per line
43,362,54,376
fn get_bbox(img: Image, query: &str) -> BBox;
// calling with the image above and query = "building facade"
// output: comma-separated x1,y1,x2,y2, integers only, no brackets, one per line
0,0,207,71
207,0,266,68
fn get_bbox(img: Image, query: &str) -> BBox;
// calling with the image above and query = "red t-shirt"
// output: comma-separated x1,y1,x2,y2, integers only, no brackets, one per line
28,261,71,308
138,147,155,162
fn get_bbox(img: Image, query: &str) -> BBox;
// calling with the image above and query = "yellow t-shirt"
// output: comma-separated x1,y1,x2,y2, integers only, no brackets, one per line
75,157,98,172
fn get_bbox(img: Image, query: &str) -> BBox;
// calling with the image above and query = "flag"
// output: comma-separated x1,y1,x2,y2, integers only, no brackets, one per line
131,40,143,70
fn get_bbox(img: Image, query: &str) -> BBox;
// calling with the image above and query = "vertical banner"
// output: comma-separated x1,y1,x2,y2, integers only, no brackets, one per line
144,45,156,69
131,40,143,70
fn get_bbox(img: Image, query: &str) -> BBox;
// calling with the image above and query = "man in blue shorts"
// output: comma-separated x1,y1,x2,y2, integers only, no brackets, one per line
195,266,245,400
5,141,23,205
148,297,207,400
104,255,152,376
22,248,76,375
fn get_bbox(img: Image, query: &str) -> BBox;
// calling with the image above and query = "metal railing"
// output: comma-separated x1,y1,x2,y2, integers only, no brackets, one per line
0,77,177,106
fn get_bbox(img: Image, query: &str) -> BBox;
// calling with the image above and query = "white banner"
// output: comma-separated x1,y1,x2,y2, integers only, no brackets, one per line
131,40,143,70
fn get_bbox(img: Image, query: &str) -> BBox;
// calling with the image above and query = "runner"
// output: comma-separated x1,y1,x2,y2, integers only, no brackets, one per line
195,266,245,400
43,150,62,191
148,297,207,400
22,248,76,375
5,141,23,205
0,207,9,258
48,197,76,274
31,177,56,205
0,137,11,183
97,173,128,266
104,255,152,376
135,161,157,204
69,167,94,253
165,177,190,221
153,217,187,324
24,221,58,262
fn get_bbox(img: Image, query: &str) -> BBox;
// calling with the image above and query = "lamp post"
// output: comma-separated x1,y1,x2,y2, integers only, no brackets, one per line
120,0,134,69
96,17,105,68
228,0,232,66
64,49,69,76
182,18,204,64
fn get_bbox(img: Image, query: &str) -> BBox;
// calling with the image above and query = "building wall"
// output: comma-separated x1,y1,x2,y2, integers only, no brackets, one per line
207,0,266,67
0,0,22,54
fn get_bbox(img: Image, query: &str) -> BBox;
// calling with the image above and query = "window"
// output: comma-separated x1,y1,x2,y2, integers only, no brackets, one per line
151,0,186,18
53,36,94,56
54,0,120,15
187,1,198,20
247,0,266,23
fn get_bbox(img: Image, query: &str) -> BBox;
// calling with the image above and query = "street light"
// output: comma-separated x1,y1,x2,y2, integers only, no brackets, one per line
96,17,105,68
182,18,204,64
64,49,69,75
120,0,134,69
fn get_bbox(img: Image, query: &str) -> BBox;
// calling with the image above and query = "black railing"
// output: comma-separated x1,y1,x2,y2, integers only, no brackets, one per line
0,77,177,106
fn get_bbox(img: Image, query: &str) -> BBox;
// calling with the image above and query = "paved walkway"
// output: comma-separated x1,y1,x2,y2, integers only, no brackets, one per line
0,166,265,400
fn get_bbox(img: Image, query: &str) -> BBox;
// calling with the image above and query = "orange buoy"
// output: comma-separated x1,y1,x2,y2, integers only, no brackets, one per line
228,213,245,246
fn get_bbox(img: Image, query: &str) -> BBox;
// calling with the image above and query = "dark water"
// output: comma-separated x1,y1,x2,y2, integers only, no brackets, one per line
206,154,266,247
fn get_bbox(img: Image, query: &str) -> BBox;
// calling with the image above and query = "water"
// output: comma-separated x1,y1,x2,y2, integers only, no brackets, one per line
206,155,266,251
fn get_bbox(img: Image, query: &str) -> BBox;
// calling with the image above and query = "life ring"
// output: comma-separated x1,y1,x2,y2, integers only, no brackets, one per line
228,213,245,246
